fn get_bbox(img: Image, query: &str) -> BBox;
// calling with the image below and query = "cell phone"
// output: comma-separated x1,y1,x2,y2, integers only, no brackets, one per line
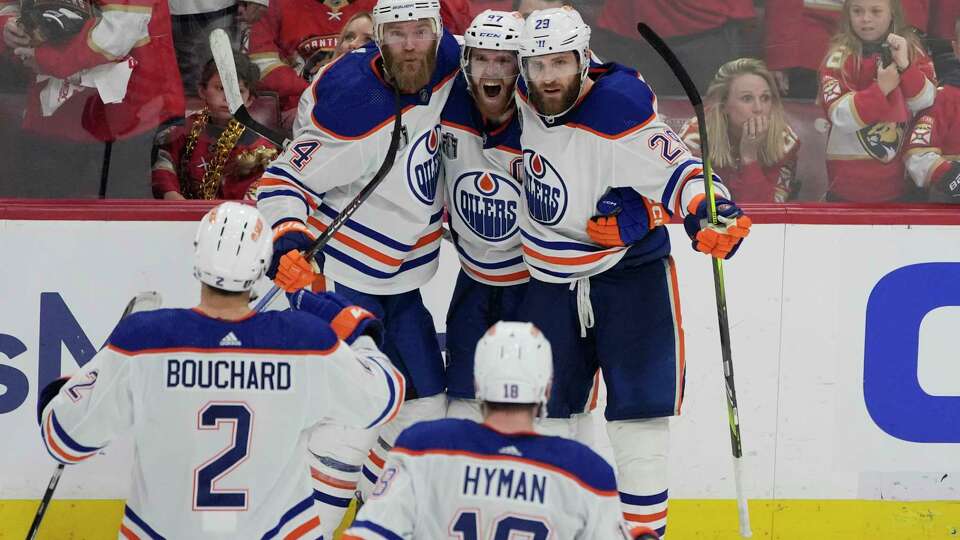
880,43,894,67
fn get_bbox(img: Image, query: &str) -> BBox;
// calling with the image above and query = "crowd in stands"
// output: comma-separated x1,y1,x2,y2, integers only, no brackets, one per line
0,0,957,204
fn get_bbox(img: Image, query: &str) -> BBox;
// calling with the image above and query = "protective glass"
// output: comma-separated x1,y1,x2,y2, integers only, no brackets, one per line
463,49,520,79
379,24,438,46
521,53,581,82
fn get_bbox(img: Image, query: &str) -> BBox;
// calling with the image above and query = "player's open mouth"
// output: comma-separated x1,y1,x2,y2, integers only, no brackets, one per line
482,81,502,98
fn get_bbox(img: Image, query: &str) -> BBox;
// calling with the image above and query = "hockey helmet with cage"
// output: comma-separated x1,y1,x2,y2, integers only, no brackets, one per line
474,321,552,408
518,7,591,118
461,10,524,77
372,0,442,48
193,202,272,292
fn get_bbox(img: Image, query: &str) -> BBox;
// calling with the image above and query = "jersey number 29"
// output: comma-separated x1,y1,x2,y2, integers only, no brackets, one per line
193,402,253,510
452,510,550,540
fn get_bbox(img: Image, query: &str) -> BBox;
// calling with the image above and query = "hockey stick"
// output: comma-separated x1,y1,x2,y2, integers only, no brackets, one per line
26,291,163,540
209,29,291,148
252,82,404,312
636,23,752,538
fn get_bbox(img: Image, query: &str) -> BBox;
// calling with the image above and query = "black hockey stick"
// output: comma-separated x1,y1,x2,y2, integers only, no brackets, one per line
25,292,162,540
637,23,752,538
252,85,404,312
210,29,291,148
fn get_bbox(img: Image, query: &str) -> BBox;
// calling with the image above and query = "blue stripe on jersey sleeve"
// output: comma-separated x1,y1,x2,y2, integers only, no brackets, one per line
364,359,397,428
350,520,405,540
394,419,616,493
520,230,606,252
317,205,443,252
323,245,439,279
620,490,669,506
257,189,310,216
660,158,702,209
50,410,102,453
124,506,166,539
261,493,315,539
264,166,325,200
106,310,341,355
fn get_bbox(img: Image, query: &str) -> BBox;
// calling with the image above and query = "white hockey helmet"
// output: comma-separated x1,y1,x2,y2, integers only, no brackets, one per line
518,7,591,116
193,202,272,292
474,321,553,407
461,10,524,77
372,0,442,47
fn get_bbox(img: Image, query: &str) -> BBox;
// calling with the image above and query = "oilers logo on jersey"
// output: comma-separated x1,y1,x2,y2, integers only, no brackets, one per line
453,171,521,242
523,149,567,225
407,125,443,204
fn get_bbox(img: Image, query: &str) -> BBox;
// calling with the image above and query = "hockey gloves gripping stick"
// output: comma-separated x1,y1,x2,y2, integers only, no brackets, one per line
684,194,751,259
27,291,162,540
210,29,291,148
268,221,318,293
637,22,752,538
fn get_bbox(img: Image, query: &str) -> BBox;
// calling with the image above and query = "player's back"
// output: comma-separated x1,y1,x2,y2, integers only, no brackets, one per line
346,418,625,539
45,307,404,539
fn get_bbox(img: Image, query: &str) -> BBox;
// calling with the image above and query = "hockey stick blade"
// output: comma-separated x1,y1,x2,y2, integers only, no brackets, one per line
209,29,290,148
638,22,752,538
254,87,404,312
25,292,163,540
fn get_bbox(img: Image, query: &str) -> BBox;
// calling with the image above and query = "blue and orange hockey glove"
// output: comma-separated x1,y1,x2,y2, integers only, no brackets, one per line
268,221,318,292
287,289,384,346
586,188,667,247
683,194,751,259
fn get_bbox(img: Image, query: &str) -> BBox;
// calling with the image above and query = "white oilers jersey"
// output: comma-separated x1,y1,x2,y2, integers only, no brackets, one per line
40,309,404,540
515,63,730,283
343,419,626,540
256,32,461,295
440,74,529,286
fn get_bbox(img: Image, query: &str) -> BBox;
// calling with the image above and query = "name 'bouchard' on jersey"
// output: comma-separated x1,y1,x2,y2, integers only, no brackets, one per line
165,358,293,391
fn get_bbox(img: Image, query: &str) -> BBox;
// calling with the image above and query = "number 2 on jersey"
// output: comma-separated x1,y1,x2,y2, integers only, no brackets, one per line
648,130,685,164
452,510,550,540
194,402,253,510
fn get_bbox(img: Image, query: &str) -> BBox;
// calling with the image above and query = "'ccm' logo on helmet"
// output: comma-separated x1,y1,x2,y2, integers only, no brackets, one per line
454,171,521,242
407,125,442,205
523,150,567,225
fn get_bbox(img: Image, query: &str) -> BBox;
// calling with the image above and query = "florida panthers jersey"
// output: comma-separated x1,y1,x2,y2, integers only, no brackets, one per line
440,74,528,286
257,32,461,295
516,63,728,283
40,308,404,540
343,419,626,540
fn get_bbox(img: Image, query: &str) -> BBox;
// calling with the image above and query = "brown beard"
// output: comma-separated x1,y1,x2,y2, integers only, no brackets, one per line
528,78,581,117
382,45,437,93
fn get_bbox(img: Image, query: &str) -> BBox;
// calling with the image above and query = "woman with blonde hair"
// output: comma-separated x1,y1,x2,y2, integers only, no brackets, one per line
680,57,800,202
818,0,936,202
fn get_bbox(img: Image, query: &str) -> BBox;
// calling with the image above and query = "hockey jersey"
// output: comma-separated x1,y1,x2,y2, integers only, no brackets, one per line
440,73,529,286
680,117,801,203
342,419,626,540
597,0,755,40
819,45,936,201
152,113,279,199
905,80,960,189
40,308,404,540
515,63,728,283
257,33,461,295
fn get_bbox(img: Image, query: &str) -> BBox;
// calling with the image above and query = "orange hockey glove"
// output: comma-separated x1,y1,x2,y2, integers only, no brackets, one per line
683,194,751,259
269,221,317,292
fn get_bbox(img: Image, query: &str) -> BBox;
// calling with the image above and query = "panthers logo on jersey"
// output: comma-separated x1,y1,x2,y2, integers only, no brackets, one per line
857,121,905,163
454,171,521,242
407,125,443,205
523,150,567,226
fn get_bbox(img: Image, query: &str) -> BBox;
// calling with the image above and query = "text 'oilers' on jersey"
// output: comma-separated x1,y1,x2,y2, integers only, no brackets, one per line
40,308,404,540
257,32,461,295
516,63,729,283
441,73,529,287
343,418,626,539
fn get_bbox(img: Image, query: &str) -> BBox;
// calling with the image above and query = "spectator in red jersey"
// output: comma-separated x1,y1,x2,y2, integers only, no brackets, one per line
591,0,756,96
681,58,801,203
0,0,184,197
249,0,469,112
765,0,929,100
152,54,278,200
237,0,269,53
819,0,936,202
904,17,960,203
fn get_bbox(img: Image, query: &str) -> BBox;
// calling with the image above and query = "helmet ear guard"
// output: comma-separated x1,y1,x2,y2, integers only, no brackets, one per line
193,202,273,292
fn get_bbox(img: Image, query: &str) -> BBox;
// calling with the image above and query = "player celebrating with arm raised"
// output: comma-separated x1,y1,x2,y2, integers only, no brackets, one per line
36,202,404,539
256,0,459,534
344,321,657,540
515,8,751,538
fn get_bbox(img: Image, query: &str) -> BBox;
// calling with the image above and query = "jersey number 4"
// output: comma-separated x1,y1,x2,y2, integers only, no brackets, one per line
193,402,253,510
452,510,550,540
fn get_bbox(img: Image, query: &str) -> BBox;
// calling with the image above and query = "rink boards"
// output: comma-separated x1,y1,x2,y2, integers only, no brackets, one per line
0,202,958,539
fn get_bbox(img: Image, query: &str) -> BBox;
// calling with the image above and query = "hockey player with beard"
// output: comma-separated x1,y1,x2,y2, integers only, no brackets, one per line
515,7,752,538
256,0,459,536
